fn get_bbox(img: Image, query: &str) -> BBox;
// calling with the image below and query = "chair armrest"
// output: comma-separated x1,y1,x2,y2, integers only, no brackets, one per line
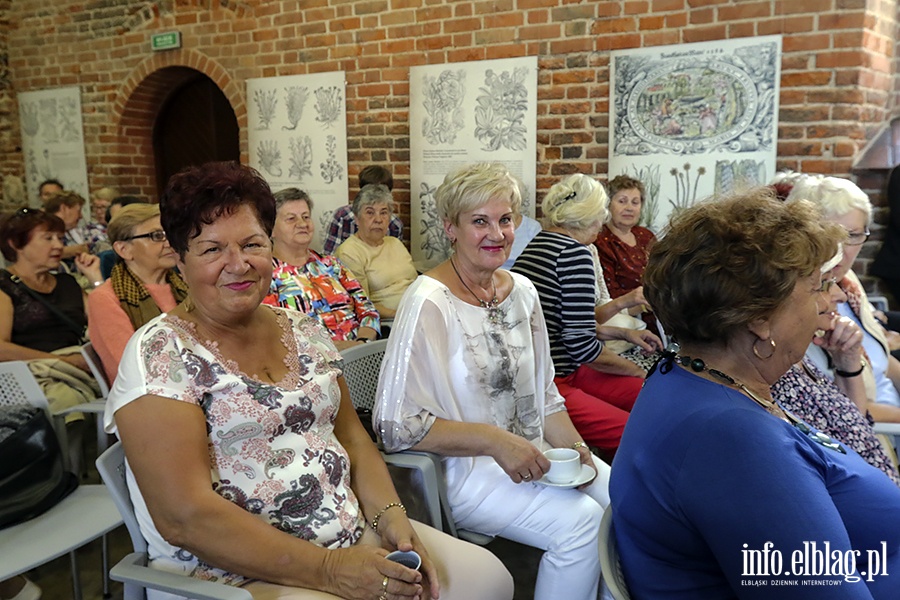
111,552,253,600
382,451,443,531
873,422,900,436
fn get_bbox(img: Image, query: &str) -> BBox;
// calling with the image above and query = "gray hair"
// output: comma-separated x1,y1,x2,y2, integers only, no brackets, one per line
435,163,522,225
352,184,393,216
785,174,872,225
273,187,313,212
542,174,608,232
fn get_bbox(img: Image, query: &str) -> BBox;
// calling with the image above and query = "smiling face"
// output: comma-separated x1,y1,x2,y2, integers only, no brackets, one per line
608,187,643,231
14,224,65,270
764,271,832,373
176,204,273,325
445,195,515,273
828,208,868,280
272,199,314,253
356,201,391,245
116,216,178,281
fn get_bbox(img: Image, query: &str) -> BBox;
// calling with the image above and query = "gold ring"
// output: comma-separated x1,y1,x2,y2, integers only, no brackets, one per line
522,473,532,480
379,575,388,599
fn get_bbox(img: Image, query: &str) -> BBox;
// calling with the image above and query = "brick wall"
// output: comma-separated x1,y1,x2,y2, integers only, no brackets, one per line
1,0,898,284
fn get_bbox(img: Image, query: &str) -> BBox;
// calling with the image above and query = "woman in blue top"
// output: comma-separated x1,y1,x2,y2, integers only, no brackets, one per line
611,189,900,598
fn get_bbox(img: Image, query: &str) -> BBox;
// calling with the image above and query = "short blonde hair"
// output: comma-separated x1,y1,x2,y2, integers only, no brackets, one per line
785,174,872,225
108,203,161,244
92,187,119,203
435,163,522,225
542,174,607,232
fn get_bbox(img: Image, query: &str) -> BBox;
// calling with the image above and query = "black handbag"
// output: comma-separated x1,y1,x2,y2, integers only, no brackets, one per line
0,406,78,530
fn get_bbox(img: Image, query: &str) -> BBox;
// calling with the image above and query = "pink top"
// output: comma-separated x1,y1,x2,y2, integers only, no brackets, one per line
87,279,179,384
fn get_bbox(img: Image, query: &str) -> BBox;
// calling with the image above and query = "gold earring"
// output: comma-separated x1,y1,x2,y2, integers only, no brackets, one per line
752,338,776,360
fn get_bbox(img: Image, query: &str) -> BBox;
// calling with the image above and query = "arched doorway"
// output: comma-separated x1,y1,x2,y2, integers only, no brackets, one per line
153,71,240,197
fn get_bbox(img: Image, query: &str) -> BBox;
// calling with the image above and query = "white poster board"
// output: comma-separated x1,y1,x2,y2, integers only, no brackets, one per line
410,56,538,269
18,86,90,211
247,72,348,252
609,36,782,233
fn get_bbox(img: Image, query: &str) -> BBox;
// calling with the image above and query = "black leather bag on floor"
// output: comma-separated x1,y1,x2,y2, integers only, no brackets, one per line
0,406,78,530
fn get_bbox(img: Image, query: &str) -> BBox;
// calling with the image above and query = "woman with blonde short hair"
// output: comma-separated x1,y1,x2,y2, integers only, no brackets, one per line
377,163,622,600
87,203,187,382
512,174,660,453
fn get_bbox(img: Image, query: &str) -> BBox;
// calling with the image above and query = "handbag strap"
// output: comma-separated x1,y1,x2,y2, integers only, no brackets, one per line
4,269,87,343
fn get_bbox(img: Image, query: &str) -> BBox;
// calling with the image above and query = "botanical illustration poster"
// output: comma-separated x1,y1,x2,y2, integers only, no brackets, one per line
18,86,90,211
609,35,781,233
410,56,538,269
247,71,348,252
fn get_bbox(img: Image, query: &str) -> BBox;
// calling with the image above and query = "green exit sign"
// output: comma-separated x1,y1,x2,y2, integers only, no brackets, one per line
150,31,181,52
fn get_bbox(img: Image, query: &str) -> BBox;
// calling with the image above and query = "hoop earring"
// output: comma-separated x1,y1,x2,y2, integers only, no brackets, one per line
752,338,776,360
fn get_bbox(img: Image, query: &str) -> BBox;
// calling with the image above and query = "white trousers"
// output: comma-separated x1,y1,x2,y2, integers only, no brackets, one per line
455,456,611,600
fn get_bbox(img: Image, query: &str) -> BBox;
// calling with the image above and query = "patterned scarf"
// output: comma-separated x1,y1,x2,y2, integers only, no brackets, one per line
110,261,189,330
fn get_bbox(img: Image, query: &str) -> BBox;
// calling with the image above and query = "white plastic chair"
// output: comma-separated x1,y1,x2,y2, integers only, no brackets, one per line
340,341,494,545
81,340,111,398
599,505,632,600
0,361,122,600
96,442,252,599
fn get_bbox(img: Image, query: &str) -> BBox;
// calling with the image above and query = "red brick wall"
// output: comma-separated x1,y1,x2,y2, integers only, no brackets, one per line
1,0,898,281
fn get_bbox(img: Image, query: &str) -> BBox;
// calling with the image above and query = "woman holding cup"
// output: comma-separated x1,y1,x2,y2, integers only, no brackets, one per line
375,163,610,600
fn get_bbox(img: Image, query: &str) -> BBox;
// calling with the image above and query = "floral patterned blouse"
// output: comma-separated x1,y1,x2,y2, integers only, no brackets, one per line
263,252,380,342
105,307,365,586
772,358,900,486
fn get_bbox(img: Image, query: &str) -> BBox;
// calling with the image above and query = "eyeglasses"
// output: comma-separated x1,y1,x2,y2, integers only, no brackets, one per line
844,228,870,246
816,277,838,293
124,230,166,242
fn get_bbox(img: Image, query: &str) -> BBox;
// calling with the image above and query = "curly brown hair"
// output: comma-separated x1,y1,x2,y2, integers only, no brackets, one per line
644,188,843,345
607,175,645,203
160,161,275,258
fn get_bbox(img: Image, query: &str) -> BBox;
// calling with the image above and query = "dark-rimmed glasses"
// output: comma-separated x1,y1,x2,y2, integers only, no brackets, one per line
124,230,166,243
844,228,870,246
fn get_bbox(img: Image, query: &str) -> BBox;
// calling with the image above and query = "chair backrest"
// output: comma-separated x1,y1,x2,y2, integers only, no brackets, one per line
81,341,111,397
340,339,388,411
96,441,148,553
0,360,51,414
599,505,632,600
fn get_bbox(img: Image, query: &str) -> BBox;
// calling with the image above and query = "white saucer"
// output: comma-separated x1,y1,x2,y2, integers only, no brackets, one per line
535,464,596,488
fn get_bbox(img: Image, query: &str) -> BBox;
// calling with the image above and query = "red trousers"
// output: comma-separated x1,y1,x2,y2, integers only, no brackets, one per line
554,364,643,452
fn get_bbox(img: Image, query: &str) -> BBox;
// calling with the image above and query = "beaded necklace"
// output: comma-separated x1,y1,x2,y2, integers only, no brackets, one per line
659,348,846,454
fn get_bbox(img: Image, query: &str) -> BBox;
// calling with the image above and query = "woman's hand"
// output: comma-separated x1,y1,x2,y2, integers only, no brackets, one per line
74,252,103,285
813,315,864,372
619,286,648,313
490,429,550,484
574,444,597,490
60,352,91,373
597,326,662,352
377,512,440,599
323,544,427,600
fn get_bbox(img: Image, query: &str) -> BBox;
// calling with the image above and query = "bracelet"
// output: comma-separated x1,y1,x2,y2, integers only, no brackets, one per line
572,441,588,450
371,502,406,533
835,362,865,378
92,280,104,288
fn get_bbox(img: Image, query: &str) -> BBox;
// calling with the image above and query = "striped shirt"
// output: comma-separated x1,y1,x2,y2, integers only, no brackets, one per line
511,230,601,377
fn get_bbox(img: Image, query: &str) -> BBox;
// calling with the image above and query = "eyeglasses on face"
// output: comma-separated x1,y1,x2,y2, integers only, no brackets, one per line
124,230,166,242
844,228,870,246
816,277,838,293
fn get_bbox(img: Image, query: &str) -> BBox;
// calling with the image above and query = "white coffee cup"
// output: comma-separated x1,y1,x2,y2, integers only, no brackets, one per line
543,448,581,484
386,550,422,570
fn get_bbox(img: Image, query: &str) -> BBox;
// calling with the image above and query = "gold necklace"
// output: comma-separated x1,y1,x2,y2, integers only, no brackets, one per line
449,256,503,324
